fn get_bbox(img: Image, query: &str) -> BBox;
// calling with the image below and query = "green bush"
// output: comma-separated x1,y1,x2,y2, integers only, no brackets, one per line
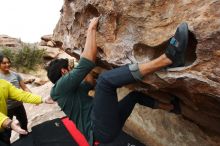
1,44,46,72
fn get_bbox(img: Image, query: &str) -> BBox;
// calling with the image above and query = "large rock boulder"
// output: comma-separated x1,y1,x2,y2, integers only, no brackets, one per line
52,0,220,145
0,35,22,48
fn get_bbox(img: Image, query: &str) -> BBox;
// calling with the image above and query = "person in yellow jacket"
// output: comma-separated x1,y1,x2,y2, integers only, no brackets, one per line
0,79,54,145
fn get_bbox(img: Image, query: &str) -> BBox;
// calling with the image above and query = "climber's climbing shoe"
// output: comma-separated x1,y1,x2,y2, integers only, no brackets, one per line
165,22,189,68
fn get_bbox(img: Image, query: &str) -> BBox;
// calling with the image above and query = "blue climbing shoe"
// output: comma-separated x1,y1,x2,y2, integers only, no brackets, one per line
165,23,189,68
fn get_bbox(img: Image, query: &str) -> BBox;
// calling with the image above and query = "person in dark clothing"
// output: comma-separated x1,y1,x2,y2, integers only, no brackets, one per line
46,17,188,145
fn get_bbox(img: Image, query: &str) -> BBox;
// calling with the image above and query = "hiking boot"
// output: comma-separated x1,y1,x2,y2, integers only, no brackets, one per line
165,23,189,68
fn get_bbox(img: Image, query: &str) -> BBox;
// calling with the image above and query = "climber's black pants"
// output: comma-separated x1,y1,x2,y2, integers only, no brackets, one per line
91,65,156,143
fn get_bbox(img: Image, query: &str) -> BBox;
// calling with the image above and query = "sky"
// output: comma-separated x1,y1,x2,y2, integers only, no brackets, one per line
0,0,63,43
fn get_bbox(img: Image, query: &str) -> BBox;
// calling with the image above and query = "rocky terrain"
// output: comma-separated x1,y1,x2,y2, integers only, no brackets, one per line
1,0,220,145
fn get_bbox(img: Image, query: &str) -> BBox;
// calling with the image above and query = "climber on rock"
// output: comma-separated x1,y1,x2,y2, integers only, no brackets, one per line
46,17,188,145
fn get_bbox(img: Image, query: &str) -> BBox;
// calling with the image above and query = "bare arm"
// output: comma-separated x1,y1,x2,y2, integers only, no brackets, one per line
2,118,28,135
54,17,98,93
19,80,31,92
19,79,54,104
81,17,99,63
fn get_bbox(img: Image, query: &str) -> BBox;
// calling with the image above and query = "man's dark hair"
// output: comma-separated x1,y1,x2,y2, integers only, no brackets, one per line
46,58,68,84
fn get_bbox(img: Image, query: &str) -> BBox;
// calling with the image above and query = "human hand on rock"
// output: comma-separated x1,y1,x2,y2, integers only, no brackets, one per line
88,17,100,30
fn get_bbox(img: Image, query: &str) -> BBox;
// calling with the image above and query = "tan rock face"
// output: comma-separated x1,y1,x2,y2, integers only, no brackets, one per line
52,0,220,144
38,45,61,59
40,34,63,48
0,35,22,48
124,105,214,146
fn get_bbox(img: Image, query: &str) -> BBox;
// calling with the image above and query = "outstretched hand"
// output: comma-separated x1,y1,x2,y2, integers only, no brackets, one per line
42,96,55,104
11,120,28,135
88,17,99,30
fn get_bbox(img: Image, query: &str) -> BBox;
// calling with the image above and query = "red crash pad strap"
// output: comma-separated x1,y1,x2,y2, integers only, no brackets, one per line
61,117,89,146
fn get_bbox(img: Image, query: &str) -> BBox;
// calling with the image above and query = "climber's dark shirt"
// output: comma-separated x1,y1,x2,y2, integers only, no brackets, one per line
51,57,96,145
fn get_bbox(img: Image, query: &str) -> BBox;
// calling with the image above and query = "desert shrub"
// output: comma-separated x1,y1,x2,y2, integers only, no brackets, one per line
1,44,46,72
